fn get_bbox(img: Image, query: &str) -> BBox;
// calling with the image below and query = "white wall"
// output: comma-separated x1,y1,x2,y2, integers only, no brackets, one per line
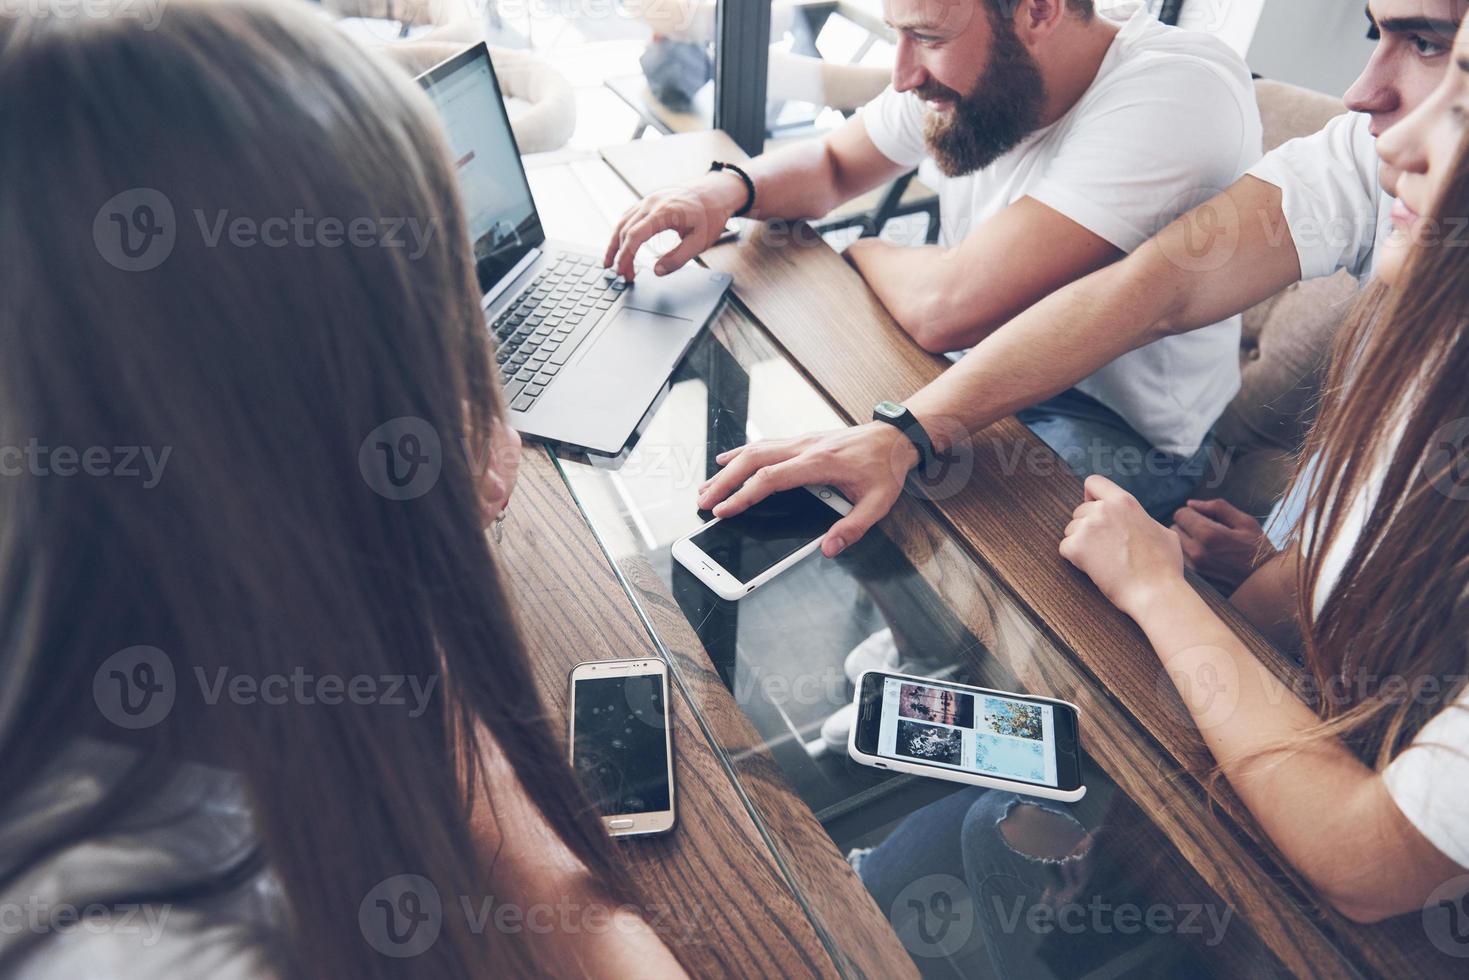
1097,0,1259,51
1101,0,1367,97
1243,0,1376,97
1176,0,1266,57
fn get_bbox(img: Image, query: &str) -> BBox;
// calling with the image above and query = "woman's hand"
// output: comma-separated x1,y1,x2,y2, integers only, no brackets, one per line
479,416,521,529
1059,475,1187,622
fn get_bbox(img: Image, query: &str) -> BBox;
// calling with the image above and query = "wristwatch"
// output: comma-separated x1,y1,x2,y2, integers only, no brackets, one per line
872,401,936,473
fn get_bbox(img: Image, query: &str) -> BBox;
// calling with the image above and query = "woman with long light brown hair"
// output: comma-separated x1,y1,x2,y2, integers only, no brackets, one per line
1062,21,1469,924
0,1,686,976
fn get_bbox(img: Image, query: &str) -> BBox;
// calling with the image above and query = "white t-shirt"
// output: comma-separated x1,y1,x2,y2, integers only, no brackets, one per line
1247,110,1396,284
1252,114,1396,544
861,8,1262,456
1305,449,1469,870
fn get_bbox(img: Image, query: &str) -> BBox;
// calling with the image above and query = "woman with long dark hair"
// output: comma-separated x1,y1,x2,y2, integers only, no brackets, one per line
0,2,686,976
1061,21,1469,922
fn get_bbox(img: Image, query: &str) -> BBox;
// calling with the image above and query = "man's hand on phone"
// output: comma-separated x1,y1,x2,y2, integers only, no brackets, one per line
695,422,919,557
603,173,747,282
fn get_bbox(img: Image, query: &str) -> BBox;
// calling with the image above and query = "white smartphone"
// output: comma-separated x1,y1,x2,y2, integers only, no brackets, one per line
568,658,676,837
671,485,852,601
848,670,1087,804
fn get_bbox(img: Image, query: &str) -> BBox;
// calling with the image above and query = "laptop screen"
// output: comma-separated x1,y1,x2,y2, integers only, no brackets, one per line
417,44,545,296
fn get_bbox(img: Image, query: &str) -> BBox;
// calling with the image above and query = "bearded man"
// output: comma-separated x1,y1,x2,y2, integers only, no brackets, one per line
605,0,1260,513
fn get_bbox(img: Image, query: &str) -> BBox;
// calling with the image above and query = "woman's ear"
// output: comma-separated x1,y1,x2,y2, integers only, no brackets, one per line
478,417,522,528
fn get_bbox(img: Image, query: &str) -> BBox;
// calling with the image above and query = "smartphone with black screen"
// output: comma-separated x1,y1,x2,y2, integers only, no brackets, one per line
568,659,675,837
849,670,1086,803
671,485,851,600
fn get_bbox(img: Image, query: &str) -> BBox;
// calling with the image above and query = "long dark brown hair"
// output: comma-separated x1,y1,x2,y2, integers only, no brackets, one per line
0,1,643,976
1289,132,1469,768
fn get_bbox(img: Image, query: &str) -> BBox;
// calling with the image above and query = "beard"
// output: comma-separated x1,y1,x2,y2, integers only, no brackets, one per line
919,18,1047,177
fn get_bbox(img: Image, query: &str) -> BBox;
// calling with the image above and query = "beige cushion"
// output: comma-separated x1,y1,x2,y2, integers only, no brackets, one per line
1203,80,1359,517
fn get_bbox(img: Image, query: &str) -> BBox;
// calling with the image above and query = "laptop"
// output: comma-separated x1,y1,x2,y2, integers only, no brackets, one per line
417,43,733,454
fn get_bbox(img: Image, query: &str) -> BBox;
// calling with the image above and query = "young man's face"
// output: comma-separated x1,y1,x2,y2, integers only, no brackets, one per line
885,0,1048,176
1348,0,1463,138
1373,16,1469,285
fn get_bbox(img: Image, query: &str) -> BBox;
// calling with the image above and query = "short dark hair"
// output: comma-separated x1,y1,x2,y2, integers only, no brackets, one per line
988,0,1095,21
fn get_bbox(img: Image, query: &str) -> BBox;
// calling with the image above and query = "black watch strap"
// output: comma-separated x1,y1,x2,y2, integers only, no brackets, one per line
710,161,755,218
872,401,935,472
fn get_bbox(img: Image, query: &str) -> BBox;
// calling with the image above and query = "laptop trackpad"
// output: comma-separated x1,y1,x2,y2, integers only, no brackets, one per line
530,304,703,453
575,308,692,374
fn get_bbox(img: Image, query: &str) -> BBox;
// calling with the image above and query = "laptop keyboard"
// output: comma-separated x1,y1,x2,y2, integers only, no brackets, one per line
491,252,627,412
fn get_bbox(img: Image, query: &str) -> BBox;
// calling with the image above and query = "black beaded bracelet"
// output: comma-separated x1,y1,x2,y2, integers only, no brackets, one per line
709,160,756,218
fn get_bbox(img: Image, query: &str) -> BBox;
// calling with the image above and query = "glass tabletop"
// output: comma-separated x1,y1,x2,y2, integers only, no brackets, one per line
549,301,1285,979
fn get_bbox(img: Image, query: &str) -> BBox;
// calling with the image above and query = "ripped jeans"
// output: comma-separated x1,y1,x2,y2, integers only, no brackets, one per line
856,787,1169,979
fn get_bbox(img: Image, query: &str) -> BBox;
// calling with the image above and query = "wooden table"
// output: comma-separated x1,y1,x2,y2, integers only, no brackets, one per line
505,149,917,979
493,134,1462,978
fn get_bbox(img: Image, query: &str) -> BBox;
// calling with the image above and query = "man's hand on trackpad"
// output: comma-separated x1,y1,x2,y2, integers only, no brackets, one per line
603,174,746,282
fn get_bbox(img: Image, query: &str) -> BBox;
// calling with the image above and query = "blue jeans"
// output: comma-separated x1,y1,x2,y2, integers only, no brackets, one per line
1017,389,1215,520
1264,452,1318,550
857,787,1187,979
